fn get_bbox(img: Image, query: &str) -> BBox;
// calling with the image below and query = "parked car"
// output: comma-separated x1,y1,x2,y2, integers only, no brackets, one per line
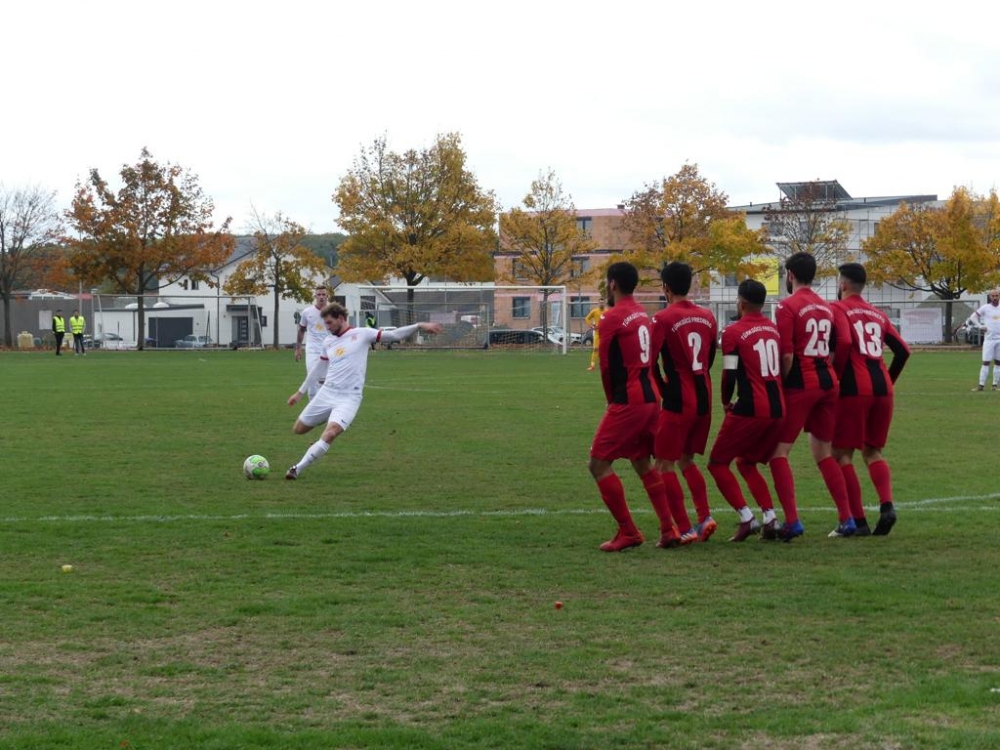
487,329,547,346
85,332,137,350
174,334,214,349
530,326,583,345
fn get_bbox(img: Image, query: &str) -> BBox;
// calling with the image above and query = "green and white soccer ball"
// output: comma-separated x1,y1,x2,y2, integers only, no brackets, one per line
243,454,270,480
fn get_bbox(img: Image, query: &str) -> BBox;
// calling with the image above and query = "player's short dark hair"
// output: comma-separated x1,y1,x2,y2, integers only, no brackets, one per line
660,261,693,296
321,302,348,320
838,262,867,288
738,279,767,307
785,252,817,285
606,262,639,295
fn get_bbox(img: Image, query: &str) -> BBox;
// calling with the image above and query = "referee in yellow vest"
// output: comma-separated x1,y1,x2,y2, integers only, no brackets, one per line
52,309,66,356
70,309,87,355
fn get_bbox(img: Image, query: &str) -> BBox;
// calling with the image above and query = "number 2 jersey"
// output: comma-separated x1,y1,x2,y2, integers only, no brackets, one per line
720,310,784,419
598,295,659,406
831,296,910,397
650,300,717,416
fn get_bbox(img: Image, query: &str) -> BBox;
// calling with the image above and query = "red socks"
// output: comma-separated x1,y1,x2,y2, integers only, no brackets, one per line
867,459,893,505
682,465,711,523
768,456,799,524
596,473,639,535
736,460,774,511
659,470,691,533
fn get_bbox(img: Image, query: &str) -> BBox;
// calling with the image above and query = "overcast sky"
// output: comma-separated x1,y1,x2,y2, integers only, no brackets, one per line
4,0,998,234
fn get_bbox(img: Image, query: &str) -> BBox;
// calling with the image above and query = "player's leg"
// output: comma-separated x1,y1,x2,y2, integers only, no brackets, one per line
861,396,896,535
590,406,644,551
736,458,777,537
634,455,679,548
287,395,359,480
976,339,992,390
653,411,693,539
707,416,760,542
768,390,809,529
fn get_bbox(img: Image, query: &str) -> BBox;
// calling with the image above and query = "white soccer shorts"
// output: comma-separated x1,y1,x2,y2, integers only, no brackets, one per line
298,391,362,430
982,338,1000,362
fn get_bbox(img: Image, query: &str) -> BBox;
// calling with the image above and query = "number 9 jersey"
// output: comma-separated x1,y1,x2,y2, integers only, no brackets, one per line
597,296,659,406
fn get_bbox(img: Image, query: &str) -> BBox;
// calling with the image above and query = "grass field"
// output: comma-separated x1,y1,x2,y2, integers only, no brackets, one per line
1,347,998,749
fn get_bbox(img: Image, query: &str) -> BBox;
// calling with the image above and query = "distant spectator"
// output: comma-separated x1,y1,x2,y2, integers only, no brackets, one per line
70,309,87,356
52,309,66,356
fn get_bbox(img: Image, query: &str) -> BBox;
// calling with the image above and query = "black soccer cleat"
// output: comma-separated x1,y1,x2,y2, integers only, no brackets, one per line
872,508,896,536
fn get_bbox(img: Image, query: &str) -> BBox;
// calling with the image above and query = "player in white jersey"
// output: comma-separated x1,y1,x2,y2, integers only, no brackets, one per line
284,302,443,480
295,285,331,399
971,289,1000,391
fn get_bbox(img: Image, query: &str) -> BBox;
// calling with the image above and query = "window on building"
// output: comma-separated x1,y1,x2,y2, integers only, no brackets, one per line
576,217,592,236
512,297,530,319
511,259,531,282
570,257,590,278
190,280,200,291
570,296,590,318
723,273,739,287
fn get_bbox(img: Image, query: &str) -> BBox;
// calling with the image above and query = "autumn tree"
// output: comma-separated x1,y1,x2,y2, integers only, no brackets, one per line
66,148,233,349
761,181,853,275
499,169,597,331
333,133,497,320
620,163,768,287
863,187,1000,337
223,208,329,348
0,184,64,346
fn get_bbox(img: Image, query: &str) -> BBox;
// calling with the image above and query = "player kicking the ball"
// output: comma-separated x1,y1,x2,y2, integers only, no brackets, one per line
285,302,442,479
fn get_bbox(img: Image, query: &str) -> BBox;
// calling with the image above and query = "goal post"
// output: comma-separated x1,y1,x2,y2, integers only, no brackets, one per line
367,285,577,352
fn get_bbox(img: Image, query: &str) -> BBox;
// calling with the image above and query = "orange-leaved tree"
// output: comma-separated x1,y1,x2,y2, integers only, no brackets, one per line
66,148,233,349
0,184,64,346
620,163,767,288
863,187,1000,338
499,169,597,332
333,133,497,321
223,208,329,348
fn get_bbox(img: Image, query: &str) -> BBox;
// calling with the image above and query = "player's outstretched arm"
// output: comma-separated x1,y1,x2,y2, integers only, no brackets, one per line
380,322,443,343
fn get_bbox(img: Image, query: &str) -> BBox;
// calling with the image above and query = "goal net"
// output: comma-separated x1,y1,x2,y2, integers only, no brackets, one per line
366,285,575,352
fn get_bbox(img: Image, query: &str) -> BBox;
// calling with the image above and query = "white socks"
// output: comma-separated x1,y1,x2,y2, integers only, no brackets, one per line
297,439,331,471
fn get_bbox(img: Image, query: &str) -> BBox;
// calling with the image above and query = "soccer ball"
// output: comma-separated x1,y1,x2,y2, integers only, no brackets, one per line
243,455,270,480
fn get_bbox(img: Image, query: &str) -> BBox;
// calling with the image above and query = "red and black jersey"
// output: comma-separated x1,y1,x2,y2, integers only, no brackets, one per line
831,296,910,397
775,287,841,391
651,300,717,416
720,311,784,419
598,295,659,406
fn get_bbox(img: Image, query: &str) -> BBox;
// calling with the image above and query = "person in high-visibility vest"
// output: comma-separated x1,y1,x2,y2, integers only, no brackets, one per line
584,300,605,371
70,309,87,355
52,309,66,356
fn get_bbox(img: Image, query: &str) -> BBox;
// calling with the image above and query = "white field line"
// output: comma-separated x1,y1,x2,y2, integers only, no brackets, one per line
2,492,997,525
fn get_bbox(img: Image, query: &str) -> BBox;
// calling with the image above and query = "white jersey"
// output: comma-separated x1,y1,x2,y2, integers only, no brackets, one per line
317,326,380,394
298,305,330,353
974,303,1000,340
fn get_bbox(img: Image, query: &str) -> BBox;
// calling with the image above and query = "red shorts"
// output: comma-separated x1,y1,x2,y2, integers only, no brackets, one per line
833,395,894,451
709,413,782,465
778,387,837,443
654,410,711,460
591,402,658,461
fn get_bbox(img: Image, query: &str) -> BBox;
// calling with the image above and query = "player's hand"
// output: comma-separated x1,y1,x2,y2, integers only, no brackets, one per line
288,392,303,407
294,347,302,362
422,323,444,335
723,402,734,412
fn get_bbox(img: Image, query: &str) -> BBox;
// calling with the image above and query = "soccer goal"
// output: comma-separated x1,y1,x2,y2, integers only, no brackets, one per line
366,285,578,352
